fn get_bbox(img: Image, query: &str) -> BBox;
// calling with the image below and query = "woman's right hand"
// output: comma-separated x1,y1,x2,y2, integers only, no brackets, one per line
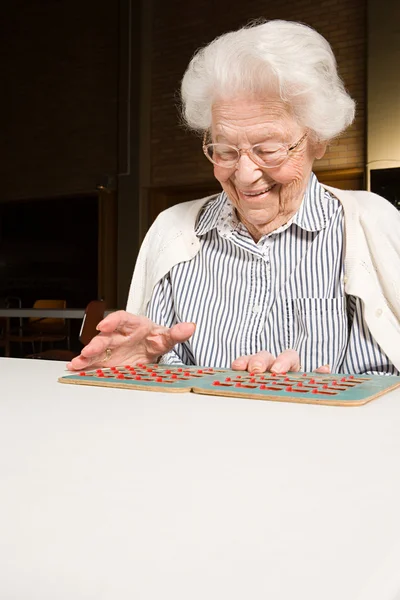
66,310,196,371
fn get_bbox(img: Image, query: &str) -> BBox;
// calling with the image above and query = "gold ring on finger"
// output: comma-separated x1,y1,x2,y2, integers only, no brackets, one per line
104,347,112,362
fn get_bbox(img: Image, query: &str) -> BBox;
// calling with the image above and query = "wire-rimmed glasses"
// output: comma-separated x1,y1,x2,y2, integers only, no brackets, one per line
202,131,308,169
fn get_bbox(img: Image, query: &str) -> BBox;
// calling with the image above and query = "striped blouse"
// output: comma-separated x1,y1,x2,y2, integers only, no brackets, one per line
147,173,399,375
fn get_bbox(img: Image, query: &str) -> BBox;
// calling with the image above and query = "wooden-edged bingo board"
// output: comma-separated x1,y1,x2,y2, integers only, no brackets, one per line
58,364,400,407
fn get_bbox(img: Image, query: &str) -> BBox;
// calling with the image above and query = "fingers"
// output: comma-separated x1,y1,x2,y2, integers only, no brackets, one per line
80,312,157,358
144,322,197,357
314,364,331,374
231,356,249,371
66,354,95,371
270,349,301,374
168,322,196,345
232,351,275,373
96,310,149,334
66,321,197,371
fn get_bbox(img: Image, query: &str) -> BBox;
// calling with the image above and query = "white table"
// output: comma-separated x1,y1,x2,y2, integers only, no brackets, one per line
1,357,400,600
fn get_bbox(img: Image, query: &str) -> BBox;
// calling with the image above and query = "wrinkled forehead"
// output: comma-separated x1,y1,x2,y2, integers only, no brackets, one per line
211,96,299,142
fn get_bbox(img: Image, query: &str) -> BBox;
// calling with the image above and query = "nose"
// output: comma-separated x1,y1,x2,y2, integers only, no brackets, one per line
234,153,262,185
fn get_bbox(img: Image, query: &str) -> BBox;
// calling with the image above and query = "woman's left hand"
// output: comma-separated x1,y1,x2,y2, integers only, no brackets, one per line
231,349,330,373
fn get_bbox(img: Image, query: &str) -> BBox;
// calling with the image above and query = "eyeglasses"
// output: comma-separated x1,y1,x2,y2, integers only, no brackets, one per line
202,131,308,169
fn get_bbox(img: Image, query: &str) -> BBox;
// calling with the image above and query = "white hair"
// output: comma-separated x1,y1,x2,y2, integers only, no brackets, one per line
180,19,355,141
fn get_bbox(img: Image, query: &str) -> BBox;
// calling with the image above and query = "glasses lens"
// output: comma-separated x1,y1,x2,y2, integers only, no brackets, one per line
205,144,239,167
252,143,287,167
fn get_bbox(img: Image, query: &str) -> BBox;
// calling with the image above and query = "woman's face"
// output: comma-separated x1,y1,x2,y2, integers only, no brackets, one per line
210,96,326,238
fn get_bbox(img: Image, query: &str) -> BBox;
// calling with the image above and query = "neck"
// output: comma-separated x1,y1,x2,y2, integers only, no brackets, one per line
242,210,298,241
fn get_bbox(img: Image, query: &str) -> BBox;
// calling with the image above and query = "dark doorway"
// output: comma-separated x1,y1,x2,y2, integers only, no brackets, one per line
370,167,400,210
0,195,98,308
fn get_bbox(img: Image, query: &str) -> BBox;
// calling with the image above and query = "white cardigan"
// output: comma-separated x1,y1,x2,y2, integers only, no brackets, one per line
127,186,400,371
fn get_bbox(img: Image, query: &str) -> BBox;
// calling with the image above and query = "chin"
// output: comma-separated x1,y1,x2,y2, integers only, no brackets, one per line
244,209,276,227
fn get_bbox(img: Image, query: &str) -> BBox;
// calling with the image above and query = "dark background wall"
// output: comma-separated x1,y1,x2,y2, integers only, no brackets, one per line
2,0,367,310
2,0,119,201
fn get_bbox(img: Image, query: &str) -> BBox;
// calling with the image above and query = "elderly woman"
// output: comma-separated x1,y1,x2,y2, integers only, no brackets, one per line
69,19,400,375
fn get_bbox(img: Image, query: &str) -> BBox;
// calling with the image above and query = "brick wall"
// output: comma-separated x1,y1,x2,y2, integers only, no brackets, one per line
149,0,366,188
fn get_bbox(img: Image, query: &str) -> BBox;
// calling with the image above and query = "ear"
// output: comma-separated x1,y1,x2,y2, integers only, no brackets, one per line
314,141,327,160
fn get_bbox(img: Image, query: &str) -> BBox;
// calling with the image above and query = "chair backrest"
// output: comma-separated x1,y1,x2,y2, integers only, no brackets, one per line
5,296,22,308
29,299,67,326
79,300,106,346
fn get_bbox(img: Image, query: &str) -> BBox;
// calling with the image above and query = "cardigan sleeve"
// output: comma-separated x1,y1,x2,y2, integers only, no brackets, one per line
340,295,400,375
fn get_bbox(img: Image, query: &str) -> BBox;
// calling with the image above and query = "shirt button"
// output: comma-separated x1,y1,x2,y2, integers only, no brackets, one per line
375,308,383,317
343,275,348,284
252,305,261,314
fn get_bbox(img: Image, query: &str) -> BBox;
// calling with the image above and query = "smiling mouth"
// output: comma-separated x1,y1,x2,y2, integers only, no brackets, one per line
241,184,276,197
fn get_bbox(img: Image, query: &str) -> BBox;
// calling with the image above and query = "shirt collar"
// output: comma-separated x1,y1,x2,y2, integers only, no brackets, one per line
195,192,232,236
291,172,332,233
195,173,333,237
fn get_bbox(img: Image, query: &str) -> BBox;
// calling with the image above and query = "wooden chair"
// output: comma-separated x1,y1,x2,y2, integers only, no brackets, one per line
7,299,70,354
26,300,106,361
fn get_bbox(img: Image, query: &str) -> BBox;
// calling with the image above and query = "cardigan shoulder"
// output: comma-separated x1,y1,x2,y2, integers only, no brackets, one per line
322,185,400,221
149,195,218,233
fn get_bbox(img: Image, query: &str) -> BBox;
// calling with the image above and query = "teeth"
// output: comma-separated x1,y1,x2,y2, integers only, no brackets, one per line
243,185,274,196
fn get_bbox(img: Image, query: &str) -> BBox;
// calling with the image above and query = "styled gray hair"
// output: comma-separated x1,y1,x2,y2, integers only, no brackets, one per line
180,20,355,141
